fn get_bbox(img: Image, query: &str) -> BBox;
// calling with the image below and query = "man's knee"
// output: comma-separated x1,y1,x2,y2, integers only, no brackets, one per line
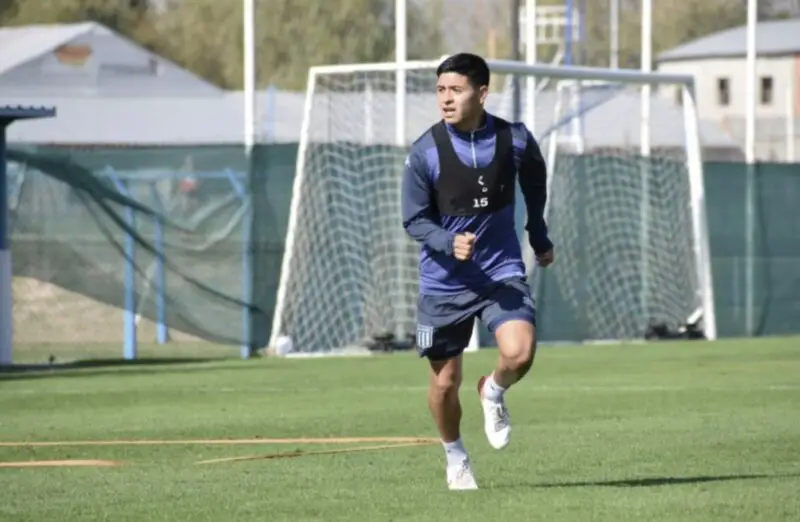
506,341,535,374
495,320,536,372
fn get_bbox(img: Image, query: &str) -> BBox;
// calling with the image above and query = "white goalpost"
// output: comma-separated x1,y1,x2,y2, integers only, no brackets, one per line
267,58,717,356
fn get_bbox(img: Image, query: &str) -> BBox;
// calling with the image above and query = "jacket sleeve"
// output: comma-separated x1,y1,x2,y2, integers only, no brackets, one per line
518,128,554,254
401,149,454,255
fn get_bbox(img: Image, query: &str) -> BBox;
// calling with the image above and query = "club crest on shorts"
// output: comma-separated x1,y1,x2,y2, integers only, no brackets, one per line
523,295,534,309
416,324,434,349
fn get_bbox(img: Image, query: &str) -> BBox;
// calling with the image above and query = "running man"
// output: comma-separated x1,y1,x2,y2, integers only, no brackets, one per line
401,53,554,490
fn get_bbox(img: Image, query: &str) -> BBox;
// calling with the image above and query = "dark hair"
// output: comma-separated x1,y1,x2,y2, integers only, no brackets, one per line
436,53,490,88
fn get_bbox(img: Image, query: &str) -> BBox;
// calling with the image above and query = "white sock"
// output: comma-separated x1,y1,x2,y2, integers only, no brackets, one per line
442,437,469,468
482,373,506,402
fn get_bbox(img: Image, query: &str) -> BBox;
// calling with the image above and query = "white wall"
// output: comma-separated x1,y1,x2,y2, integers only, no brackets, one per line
658,55,798,160
658,55,794,120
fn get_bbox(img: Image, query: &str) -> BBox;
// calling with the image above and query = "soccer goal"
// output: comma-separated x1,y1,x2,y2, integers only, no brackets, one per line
268,59,717,356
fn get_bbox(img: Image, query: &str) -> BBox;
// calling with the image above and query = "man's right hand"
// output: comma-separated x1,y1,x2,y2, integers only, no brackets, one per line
453,232,476,261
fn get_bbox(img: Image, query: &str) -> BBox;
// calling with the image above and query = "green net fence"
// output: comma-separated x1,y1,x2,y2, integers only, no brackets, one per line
6,142,800,361
536,160,800,341
7,144,296,357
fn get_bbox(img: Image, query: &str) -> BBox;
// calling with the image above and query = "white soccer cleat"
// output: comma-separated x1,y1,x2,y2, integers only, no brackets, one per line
478,376,511,450
446,458,479,490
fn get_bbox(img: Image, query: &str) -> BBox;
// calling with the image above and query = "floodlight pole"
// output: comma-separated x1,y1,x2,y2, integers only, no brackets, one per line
395,0,408,342
240,0,257,358
639,0,652,330
511,0,521,121
244,0,256,153
744,0,757,336
525,0,537,131
395,0,407,147
610,0,619,68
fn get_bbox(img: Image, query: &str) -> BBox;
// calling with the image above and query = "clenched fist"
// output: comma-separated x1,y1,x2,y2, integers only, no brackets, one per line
536,248,555,267
453,232,476,261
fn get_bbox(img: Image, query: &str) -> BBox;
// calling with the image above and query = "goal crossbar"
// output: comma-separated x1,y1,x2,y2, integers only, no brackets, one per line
310,59,696,88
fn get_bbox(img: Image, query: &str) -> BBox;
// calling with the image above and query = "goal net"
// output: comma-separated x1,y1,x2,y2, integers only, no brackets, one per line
269,59,717,355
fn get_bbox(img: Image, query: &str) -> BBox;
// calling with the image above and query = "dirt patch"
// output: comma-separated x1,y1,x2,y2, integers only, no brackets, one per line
0,436,439,447
0,459,122,468
12,277,203,345
196,441,435,465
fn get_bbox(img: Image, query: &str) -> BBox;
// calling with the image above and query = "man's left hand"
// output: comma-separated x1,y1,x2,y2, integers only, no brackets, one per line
536,248,554,267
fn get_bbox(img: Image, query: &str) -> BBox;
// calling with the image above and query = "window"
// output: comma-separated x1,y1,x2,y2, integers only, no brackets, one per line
717,78,730,106
760,76,774,105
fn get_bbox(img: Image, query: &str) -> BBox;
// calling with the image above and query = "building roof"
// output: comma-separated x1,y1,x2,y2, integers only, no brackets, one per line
0,105,56,120
3,87,740,153
0,23,97,76
658,18,800,62
3,92,292,145
0,22,222,96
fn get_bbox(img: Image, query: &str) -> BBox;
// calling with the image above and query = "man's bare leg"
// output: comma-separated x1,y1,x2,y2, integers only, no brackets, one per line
428,355,463,442
487,319,536,389
478,319,536,449
429,355,478,490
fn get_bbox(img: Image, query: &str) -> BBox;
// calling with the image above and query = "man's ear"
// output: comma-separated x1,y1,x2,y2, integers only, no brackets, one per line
479,85,489,105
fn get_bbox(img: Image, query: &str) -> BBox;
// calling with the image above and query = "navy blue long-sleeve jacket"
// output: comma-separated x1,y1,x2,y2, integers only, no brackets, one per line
401,112,553,295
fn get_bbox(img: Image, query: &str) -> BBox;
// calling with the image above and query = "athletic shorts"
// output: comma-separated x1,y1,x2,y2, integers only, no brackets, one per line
415,276,536,361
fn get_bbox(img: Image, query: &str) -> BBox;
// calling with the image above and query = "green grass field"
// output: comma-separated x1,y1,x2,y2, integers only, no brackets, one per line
2,337,799,521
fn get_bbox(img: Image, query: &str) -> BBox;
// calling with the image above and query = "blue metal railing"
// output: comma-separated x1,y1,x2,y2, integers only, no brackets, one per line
99,167,252,360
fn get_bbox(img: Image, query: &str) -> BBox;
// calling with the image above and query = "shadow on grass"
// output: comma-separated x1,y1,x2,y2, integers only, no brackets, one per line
0,356,255,380
495,472,800,489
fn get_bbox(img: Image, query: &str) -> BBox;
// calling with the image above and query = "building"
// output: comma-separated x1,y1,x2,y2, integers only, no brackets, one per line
3,91,295,146
0,21,222,97
0,21,275,146
657,18,800,161
760,0,800,17
0,21,741,158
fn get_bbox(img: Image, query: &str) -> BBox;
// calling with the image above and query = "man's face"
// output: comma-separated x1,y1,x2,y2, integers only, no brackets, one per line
436,72,487,126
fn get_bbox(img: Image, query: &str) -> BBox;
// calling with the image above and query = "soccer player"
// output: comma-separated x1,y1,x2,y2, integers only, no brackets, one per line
401,53,554,490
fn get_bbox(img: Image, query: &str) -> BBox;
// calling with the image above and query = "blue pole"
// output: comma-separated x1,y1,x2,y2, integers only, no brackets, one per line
565,0,573,66
241,197,253,358
0,125,7,249
0,107,55,365
578,0,586,135
149,182,168,344
579,0,586,66
108,168,137,360
266,85,277,143
225,168,252,359
0,124,10,365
